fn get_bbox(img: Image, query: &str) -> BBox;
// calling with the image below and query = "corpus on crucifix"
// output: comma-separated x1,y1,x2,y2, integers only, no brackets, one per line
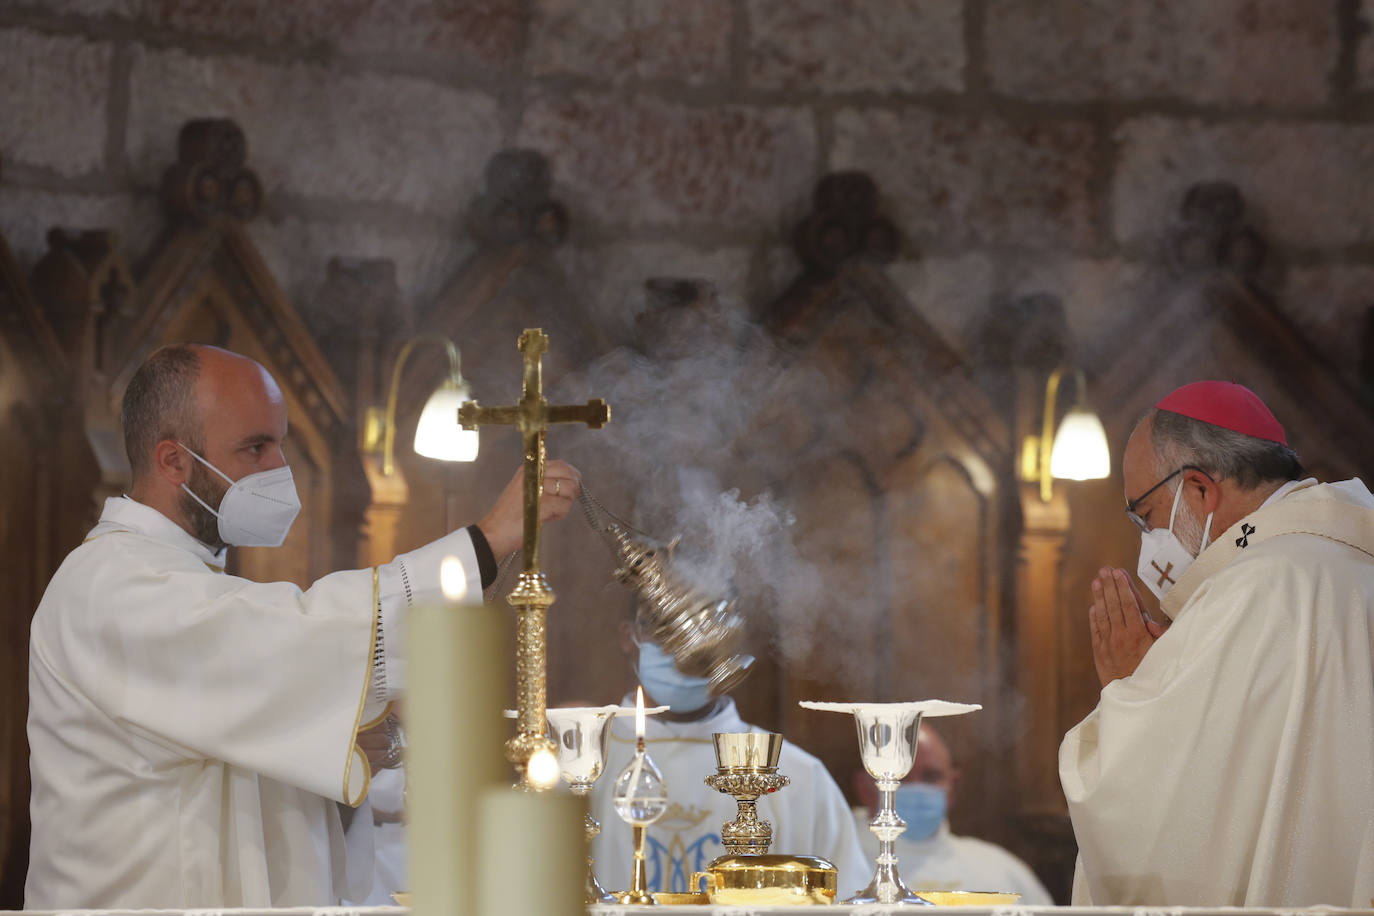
458,327,610,785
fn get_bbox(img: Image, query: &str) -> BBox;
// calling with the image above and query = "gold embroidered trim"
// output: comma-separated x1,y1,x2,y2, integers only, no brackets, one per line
342,568,381,807
360,700,393,734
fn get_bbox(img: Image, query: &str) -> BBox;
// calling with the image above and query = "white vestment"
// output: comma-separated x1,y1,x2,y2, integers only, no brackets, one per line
26,495,478,909
589,696,872,896
345,766,408,907
1060,478,1374,907
850,810,1053,904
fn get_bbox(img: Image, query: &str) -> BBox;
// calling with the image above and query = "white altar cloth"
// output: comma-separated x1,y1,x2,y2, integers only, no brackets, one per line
15,905,1374,916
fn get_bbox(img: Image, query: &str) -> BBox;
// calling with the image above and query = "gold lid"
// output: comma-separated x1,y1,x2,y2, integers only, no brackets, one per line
704,853,835,874
694,854,838,906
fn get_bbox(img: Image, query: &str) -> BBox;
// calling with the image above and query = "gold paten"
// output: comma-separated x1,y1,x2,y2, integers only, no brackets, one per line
915,890,1022,906
651,891,709,904
458,328,610,784
692,853,837,906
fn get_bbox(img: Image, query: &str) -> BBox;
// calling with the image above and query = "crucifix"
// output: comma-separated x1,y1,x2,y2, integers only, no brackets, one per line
458,328,610,784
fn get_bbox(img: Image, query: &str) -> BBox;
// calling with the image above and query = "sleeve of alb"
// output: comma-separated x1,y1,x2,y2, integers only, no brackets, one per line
465,524,499,590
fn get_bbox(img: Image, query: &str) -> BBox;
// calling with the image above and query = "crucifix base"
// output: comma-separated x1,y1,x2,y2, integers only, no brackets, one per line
505,570,558,782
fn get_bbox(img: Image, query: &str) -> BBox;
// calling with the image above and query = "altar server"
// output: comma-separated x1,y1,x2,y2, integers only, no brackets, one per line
1060,380,1374,906
589,616,871,897
851,725,1053,904
26,343,581,909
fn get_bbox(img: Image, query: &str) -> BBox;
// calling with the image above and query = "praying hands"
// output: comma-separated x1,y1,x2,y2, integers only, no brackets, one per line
1088,567,1169,686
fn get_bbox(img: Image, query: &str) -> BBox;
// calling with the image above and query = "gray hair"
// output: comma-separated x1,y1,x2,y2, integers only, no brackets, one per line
1148,407,1303,490
121,344,203,478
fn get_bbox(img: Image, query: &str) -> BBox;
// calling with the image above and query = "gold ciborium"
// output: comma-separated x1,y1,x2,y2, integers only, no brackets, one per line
704,732,789,855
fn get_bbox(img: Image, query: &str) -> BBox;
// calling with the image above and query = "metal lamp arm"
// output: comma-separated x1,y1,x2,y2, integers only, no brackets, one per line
1038,366,1087,502
382,334,463,476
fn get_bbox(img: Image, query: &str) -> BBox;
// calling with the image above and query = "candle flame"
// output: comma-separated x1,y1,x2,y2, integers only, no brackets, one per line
439,556,466,600
525,747,560,790
635,686,646,741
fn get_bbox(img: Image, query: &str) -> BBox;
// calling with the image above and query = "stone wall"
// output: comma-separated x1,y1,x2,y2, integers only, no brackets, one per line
2,0,1373,391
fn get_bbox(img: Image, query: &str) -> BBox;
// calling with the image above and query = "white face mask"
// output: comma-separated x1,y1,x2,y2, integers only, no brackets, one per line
1137,480,1213,601
178,442,301,547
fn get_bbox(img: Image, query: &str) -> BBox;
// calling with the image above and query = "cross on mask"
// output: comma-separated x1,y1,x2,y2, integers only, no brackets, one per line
1151,560,1176,588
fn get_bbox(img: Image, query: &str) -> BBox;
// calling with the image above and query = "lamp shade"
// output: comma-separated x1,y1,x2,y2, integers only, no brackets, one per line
1049,405,1109,481
414,381,479,462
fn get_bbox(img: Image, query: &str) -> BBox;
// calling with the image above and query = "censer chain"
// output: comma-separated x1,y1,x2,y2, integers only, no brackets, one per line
482,482,651,604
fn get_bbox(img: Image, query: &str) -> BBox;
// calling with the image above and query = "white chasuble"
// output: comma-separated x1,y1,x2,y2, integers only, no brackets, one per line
26,496,479,909
589,696,872,896
1060,479,1374,907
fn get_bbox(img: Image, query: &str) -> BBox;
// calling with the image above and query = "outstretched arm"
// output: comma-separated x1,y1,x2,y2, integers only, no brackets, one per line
476,459,583,558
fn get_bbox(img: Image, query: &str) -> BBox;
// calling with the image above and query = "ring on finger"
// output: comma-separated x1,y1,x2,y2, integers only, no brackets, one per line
555,479,561,496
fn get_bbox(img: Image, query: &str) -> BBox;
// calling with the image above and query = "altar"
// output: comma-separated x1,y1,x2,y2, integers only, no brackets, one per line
14,906,1374,916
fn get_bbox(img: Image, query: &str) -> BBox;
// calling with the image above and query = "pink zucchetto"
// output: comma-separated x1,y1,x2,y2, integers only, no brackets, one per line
1155,381,1287,445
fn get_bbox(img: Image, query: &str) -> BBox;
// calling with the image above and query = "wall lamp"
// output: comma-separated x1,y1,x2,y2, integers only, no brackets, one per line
1021,367,1110,502
364,334,479,476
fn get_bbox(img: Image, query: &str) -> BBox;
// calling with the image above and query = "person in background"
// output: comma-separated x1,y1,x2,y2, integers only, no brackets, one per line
850,724,1053,904
589,610,871,896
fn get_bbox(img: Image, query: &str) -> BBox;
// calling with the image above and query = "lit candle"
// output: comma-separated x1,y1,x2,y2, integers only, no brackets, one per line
635,685,646,750
408,555,508,916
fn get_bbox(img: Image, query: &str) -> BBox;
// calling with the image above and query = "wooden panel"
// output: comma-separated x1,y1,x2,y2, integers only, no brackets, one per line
883,454,1000,837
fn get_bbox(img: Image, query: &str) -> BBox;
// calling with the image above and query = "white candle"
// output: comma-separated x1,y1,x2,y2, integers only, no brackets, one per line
408,557,508,916
635,685,646,747
476,786,585,916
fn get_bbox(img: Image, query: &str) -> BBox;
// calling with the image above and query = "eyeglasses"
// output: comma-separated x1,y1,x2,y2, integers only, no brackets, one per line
1125,465,1211,532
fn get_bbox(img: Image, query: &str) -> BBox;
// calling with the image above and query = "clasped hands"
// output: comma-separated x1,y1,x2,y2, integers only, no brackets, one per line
1088,567,1170,687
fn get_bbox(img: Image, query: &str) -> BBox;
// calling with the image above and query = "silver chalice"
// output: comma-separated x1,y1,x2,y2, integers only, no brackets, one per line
799,700,980,905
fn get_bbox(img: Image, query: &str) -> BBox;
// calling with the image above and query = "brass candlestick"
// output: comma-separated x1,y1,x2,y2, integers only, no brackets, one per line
458,328,610,785
704,732,789,855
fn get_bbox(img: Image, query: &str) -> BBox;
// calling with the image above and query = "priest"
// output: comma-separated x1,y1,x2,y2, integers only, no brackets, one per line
1059,380,1374,906
25,343,582,909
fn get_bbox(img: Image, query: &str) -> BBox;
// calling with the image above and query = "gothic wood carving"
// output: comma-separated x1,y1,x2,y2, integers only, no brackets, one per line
34,120,365,586
0,216,100,908
756,172,1017,863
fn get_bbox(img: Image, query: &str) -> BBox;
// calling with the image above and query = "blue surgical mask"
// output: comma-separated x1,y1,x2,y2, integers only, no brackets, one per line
894,782,947,840
636,641,714,713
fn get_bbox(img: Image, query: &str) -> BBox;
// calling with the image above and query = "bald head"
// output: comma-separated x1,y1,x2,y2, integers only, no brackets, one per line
122,344,203,480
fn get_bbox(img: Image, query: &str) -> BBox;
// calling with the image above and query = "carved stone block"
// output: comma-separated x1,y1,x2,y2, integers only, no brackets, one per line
0,28,112,178
1113,118,1374,250
832,108,1098,250
518,93,816,228
985,0,1335,106
529,0,731,84
139,0,523,68
747,0,964,93
128,48,502,212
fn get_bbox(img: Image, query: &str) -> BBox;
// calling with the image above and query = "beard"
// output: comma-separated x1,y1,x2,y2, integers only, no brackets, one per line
180,460,229,551
1172,496,1210,558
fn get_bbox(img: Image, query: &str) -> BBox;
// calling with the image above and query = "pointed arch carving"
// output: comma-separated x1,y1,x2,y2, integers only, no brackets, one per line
30,120,366,586
753,171,1018,854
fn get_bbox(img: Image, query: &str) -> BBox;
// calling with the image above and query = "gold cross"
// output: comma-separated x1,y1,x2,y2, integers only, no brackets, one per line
1151,560,1175,588
458,328,609,570
457,328,609,779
